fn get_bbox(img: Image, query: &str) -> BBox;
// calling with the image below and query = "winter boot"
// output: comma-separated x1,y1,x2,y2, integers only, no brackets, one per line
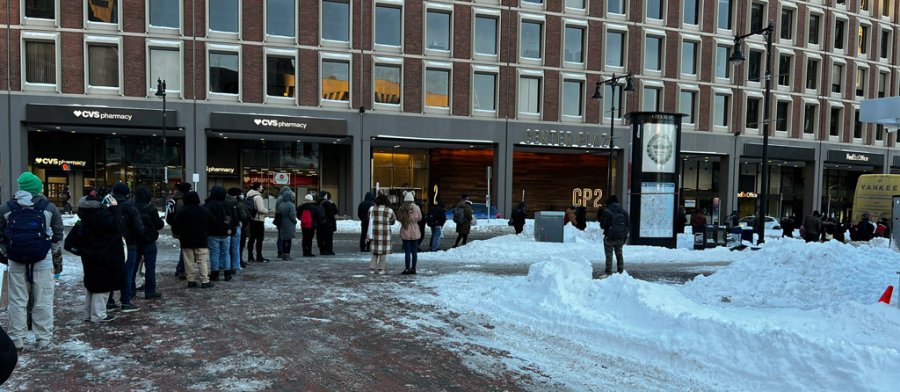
224,270,233,281
209,271,220,281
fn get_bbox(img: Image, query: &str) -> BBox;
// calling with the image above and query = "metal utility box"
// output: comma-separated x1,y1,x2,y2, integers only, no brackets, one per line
534,211,565,242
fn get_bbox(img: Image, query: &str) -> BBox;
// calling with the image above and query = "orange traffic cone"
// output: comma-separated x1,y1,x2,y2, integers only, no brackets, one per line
878,286,894,304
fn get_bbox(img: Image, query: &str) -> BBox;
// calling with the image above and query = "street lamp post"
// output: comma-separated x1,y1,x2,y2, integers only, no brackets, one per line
730,21,774,245
155,79,167,198
592,73,635,199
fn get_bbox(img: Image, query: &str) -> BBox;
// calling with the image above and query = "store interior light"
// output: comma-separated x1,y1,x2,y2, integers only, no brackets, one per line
393,145,400,148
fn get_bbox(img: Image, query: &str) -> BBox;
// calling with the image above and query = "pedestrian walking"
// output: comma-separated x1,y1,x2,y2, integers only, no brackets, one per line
600,195,628,275
134,186,164,299
452,195,474,248
172,192,215,289
802,211,821,243
110,183,145,313
367,194,396,274
245,183,269,262
205,186,237,281
510,202,527,235
76,192,124,323
226,188,249,275
298,194,322,257
0,172,64,350
357,192,375,252
317,192,338,255
398,191,422,275
426,200,447,251
276,187,298,261
166,182,191,279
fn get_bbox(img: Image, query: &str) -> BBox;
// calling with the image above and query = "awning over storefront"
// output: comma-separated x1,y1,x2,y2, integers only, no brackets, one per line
826,150,884,166
25,104,178,129
743,143,815,161
209,112,347,136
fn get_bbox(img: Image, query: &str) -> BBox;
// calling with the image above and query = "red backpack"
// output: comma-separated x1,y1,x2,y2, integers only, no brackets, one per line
300,209,313,229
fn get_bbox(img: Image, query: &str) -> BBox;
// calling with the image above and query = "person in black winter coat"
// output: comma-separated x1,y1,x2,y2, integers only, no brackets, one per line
510,202,527,235
426,200,447,251
357,192,375,252
298,194,323,257
416,200,428,250
675,205,687,234
574,206,587,231
172,192,215,288
134,186,164,299
204,186,237,281
110,183,144,313
77,193,125,322
317,192,338,255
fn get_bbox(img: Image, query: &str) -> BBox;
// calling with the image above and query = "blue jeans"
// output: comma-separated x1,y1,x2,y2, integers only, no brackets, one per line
403,239,418,270
208,236,230,272
137,242,158,295
430,226,443,251
230,227,242,271
121,246,138,305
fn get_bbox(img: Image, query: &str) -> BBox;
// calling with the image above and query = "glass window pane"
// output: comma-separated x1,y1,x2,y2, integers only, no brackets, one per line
854,110,861,138
778,55,791,86
521,21,542,59
684,0,698,25
25,0,55,19
267,0,295,37
718,0,732,29
149,0,179,28
746,98,760,128
830,107,841,136
606,31,623,67
149,48,181,92
25,41,55,84
474,16,498,55
832,64,843,93
806,60,818,90
680,91,695,123
608,0,624,14
375,6,402,46
647,0,662,20
642,87,659,111
803,104,816,134
425,69,450,108
88,45,118,87
374,64,401,104
776,101,789,132
682,42,696,74
808,15,820,45
748,51,761,81
835,21,845,49
881,31,891,58
714,94,729,126
426,11,451,51
209,0,239,33
562,80,583,116
209,52,239,94
780,9,793,40
751,3,764,32
321,60,350,101
566,0,585,9
473,73,496,111
87,0,118,23
859,26,868,54
716,46,730,78
522,0,542,4
645,36,661,71
565,27,584,63
322,0,350,42
856,68,866,96
266,57,295,97
518,77,540,114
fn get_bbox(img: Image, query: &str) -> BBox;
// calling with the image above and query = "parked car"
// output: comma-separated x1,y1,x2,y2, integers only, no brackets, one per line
445,203,501,220
738,216,781,231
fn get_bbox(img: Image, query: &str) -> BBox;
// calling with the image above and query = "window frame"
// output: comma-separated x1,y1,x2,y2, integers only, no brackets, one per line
604,24,628,71
560,73,586,122
680,36,700,79
645,0,664,23
828,102,843,140
84,0,123,31
423,61,453,114
773,95,791,134
641,80,664,112
852,105,863,143
643,30,665,76
564,0,587,15
714,40,732,81
519,13,546,65
747,1,767,38
801,99,818,140
745,43,766,88
880,29,893,60
778,4,796,44
716,0,733,32
562,18,587,68
804,54,821,94
206,44,242,101
319,52,352,107
807,10,823,48
373,0,404,53
21,32,60,92
146,0,182,35
472,8,501,61
877,68,890,98
372,56,404,111
855,66,869,98
833,17,848,53
745,92,764,134
517,69,544,119
146,39,183,98
682,0,701,30
678,86,699,127
320,0,352,48
264,0,297,42
21,0,59,27
606,0,627,19
206,0,241,39
831,60,846,97
264,47,298,104
776,50,793,90
881,0,894,21
424,2,454,57
858,22,871,57
84,35,123,95
711,88,732,131
471,65,499,117
520,0,545,11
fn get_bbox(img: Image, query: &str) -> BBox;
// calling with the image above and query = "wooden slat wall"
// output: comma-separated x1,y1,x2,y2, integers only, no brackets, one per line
429,149,494,207
512,152,609,219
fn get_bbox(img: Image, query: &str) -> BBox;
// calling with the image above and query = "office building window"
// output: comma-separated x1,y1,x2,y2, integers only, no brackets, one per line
473,72,497,111
647,0,662,20
606,31,624,67
209,0,239,33
88,0,118,23
682,41,697,75
88,44,118,88
834,20,845,50
566,0,585,9
373,64,401,105
521,20,543,59
859,25,869,55
829,107,841,136
780,8,794,40
522,0,542,4
683,0,698,25
321,60,350,101
746,97,760,128
565,26,584,63
25,0,55,19
748,50,762,82
881,30,892,59
775,101,789,132
266,0,294,37
148,47,181,93
645,36,662,71
266,56,295,97
322,0,350,42
778,54,792,86
716,45,730,79
714,94,730,127
608,0,624,15
803,104,816,134
680,90,696,124
750,2,765,32
375,5,402,47
474,15,498,56
425,68,450,108
149,0,179,28
25,40,56,85
856,68,867,97
718,0,732,30
806,59,819,90
562,80,583,117
209,51,239,94
854,110,862,139
884,0,892,17
876,124,884,141
832,64,843,93
860,0,869,12
519,76,542,114
878,72,888,98
642,87,661,111
426,10,451,52
808,14,820,45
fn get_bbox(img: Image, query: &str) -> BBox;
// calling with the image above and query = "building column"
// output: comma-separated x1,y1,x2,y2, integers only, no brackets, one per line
808,141,825,215
1,94,11,202
354,113,371,210
187,104,207,194
619,124,631,210
495,135,513,217
2,100,28,202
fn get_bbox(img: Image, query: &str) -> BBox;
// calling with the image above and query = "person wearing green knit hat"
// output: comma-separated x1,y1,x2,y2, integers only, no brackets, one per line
16,172,43,196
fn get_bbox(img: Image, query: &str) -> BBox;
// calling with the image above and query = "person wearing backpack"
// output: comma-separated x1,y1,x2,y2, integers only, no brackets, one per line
0,172,64,350
452,194,474,248
134,186,164,299
76,191,125,323
599,195,629,275
245,183,269,262
297,194,322,257
166,182,191,279
227,188,249,273
276,187,298,261
426,200,447,251
357,192,375,252
171,191,215,289
204,186,237,281
110,183,145,313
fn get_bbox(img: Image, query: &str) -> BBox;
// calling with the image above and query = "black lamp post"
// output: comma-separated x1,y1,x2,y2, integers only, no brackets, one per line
155,78,168,198
730,21,774,245
592,73,635,199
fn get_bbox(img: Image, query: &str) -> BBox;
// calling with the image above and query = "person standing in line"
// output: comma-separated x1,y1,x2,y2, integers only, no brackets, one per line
245,183,269,262
133,186,164,299
166,182,191,279
426,200,447,251
76,192,124,322
367,194,396,274
802,210,821,243
690,209,707,235
600,195,628,276
675,205,687,234
357,192,375,252
109,183,145,313
510,202,527,235
452,194,474,248
204,186,236,281
564,206,576,226
226,188,249,276
574,207,587,231
856,213,876,241
276,187,298,261
0,173,64,350
780,215,795,238
172,191,215,288
298,194,322,257
415,199,428,251
317,192,338,256
397,191,422,275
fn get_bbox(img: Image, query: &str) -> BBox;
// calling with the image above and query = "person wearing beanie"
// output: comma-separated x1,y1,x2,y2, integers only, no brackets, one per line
317,191,338,256
167,182,192,278
225,187,250,273
297,193,323,257
398,191,422,275
275,187,297,261
0,172,64,350
109,182,145,313
245,183,269,262
274,186,293,259
171,192,214,288
599,195,628,275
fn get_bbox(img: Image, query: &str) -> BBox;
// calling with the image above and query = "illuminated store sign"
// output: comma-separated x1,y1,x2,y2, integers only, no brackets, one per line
521,129,611,148
737,192,758,198
207,167,235,174
33,157,87,167
845,153,870,162
572,188,604,207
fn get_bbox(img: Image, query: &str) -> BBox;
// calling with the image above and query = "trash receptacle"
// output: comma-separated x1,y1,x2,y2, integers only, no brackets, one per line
726,227,742,248
705,225,728,248
740,227,754,243
693,229,706,250
534,211,565,242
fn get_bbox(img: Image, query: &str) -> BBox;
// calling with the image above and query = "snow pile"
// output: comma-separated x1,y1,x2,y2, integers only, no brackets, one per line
682,238,900,308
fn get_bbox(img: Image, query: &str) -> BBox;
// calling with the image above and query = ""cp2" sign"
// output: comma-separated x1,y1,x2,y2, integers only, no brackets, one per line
572,188,604,208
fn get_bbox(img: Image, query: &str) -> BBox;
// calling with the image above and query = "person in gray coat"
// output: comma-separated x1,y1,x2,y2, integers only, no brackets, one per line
276,187,298,261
